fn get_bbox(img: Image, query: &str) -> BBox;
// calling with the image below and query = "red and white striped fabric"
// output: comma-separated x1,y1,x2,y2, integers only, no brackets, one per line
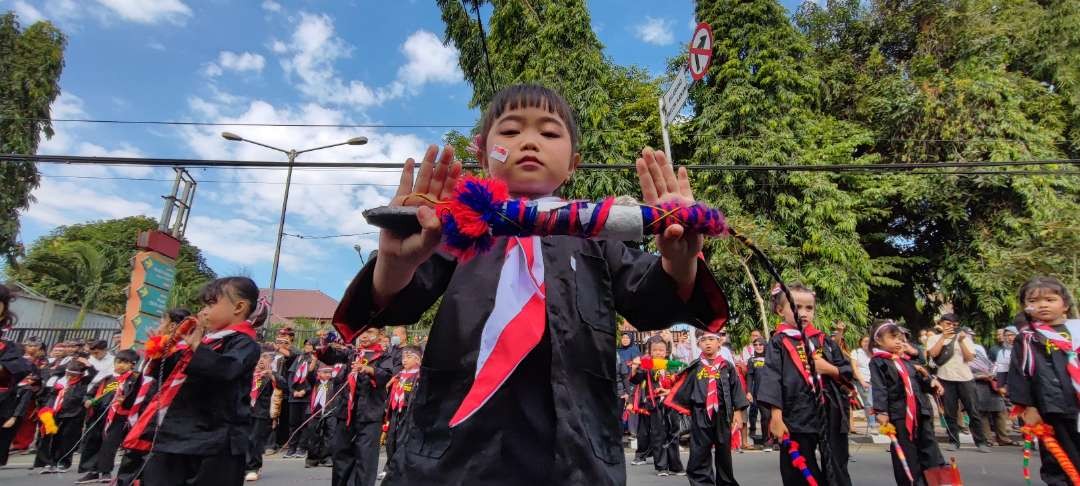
873,349,917,438
700,355,725,419
389,368,419,412
449,236,546,428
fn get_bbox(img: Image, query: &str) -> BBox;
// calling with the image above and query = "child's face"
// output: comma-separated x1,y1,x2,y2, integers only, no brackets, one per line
356,328,379,347
649,342,668,359
199,289,248,330
699,336,720,356
777,290,816,327
114,360,133,374
481,105,580,198
402,352,420,370
1025,288,1069,324
753,342,765,354
876,330,905,354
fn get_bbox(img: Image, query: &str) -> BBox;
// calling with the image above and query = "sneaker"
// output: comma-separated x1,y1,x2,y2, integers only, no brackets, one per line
283,450,296,459
675,471,687,476
74,472,100,483
377,471,387,480
630,459,648,466
98,474,112,483
976,444,992,453
947,443,961,451
55,466,69,474
761,446,774,452
40,466,55,474
657,471,670,477
245,471,259,481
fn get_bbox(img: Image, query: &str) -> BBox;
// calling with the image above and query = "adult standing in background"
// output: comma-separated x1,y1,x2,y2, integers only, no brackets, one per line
926,313,991,452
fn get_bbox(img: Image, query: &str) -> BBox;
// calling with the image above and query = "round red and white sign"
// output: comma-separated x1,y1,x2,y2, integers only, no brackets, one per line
688,22,713,81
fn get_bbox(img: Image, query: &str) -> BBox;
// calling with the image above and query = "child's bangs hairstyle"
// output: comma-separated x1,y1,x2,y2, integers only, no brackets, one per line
1019,276,1076,316
646,336,670,355
478,84,580,154
870,319,901,344
115,349,140,364
769,282,815,314
198,276,270,327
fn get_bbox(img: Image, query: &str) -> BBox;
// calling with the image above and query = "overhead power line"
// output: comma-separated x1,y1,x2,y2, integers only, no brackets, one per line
2,117,473,129
282,231,379,239
6,154,1080,173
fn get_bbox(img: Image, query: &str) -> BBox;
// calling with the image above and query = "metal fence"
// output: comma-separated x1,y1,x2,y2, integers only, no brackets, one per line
6,326,120,347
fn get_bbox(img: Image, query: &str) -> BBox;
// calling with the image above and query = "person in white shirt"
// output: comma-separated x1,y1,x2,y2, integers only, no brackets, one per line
926,314,990,452
87,340,114,386
851,335,875,430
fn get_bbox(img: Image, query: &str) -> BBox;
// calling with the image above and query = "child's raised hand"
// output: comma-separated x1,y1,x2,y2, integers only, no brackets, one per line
373,144,462,307
636,148,702,294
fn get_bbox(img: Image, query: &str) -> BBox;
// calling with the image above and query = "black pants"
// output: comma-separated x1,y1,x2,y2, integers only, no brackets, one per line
46,415,83,468
78,413,106,472
686,409,738,486
940,379,987,446
779,433,823,486
93,419,127,475
1037,415,1080,486
143,452,245,486
634,409,653,460
275,398,290,448
748,402,771,443
287,402,309,452
331,419,381,486
385,412,405,468
247,417,273,472
890,416,945,486
114,451,145,486
650,408,684,473
0,416,22,466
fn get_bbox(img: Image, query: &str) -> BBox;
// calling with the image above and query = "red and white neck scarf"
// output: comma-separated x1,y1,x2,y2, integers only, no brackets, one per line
293,359,310,384
699,354,727,419
123,321,256,452
104,371,133,429
250,372,265,407
450,236,546,428
389,368,419,412
52,374,79,410
345,344,384,425
873,348,917,438
1021,320,1080,428
776,322,825,397
311,380,330,413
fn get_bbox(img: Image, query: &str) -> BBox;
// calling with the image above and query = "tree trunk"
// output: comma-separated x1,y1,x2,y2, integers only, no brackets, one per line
737,254,770,335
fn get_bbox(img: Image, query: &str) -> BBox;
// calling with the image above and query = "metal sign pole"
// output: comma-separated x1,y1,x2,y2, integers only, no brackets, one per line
659,97,673,159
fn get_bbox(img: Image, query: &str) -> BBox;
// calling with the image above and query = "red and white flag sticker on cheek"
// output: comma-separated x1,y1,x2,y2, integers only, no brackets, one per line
489,145,509,163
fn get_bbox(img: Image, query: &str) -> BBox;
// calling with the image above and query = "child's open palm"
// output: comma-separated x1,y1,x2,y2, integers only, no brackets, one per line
636,148,703,288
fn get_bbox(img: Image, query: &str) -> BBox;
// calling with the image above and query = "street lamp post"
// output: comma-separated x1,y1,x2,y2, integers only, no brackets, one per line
221,132,368,313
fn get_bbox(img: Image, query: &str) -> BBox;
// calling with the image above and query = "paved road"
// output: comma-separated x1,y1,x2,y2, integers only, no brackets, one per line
0,443,1032,485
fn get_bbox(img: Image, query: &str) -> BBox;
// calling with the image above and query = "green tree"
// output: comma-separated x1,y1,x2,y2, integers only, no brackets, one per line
23,241,117,328
435,0,661,199
0,12,65,264
6,216,217,317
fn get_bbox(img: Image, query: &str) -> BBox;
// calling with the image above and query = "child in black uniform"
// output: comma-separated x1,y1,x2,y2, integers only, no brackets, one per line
284,339,318,458
757,283,853,486
317,328,394,486
41,359,94,474
629,337,686,477
744,338,771,450
245,351,287,481
304,365,337,468
75,349,140,483
666,330,748,486
870,320,946,486
0,288,33,468
382,344,421,479
1008,276,1080,486
140,277,263,486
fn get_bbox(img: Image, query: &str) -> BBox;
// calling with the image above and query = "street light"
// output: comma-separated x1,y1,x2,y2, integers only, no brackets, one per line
221,131,368,312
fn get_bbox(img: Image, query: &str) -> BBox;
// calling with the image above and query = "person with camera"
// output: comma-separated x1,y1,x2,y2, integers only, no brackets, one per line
925,313,991,452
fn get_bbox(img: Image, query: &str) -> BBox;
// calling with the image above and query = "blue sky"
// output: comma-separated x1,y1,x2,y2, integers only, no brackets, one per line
6,0,802,301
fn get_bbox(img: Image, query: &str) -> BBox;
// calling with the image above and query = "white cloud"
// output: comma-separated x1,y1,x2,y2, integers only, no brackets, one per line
634,17,675,46
36,92,154,178
276,14,461,109
261,0,281,13
204,51,265,77
22,178,155,227
147,41,166,51
397,30,462,92
12,1,44,23
94,0,192,25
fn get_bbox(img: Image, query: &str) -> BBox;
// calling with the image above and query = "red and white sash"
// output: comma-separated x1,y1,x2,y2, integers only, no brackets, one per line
700,354,726,419
776,322,825,397
389,368,419,412
450,236,546,428
1022,320,1080,428
873,348,917,438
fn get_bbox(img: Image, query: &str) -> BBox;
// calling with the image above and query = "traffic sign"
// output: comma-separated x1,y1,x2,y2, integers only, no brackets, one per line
137,285,169,316
661,70,691,125
688,22,714,81
141,255,176,291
